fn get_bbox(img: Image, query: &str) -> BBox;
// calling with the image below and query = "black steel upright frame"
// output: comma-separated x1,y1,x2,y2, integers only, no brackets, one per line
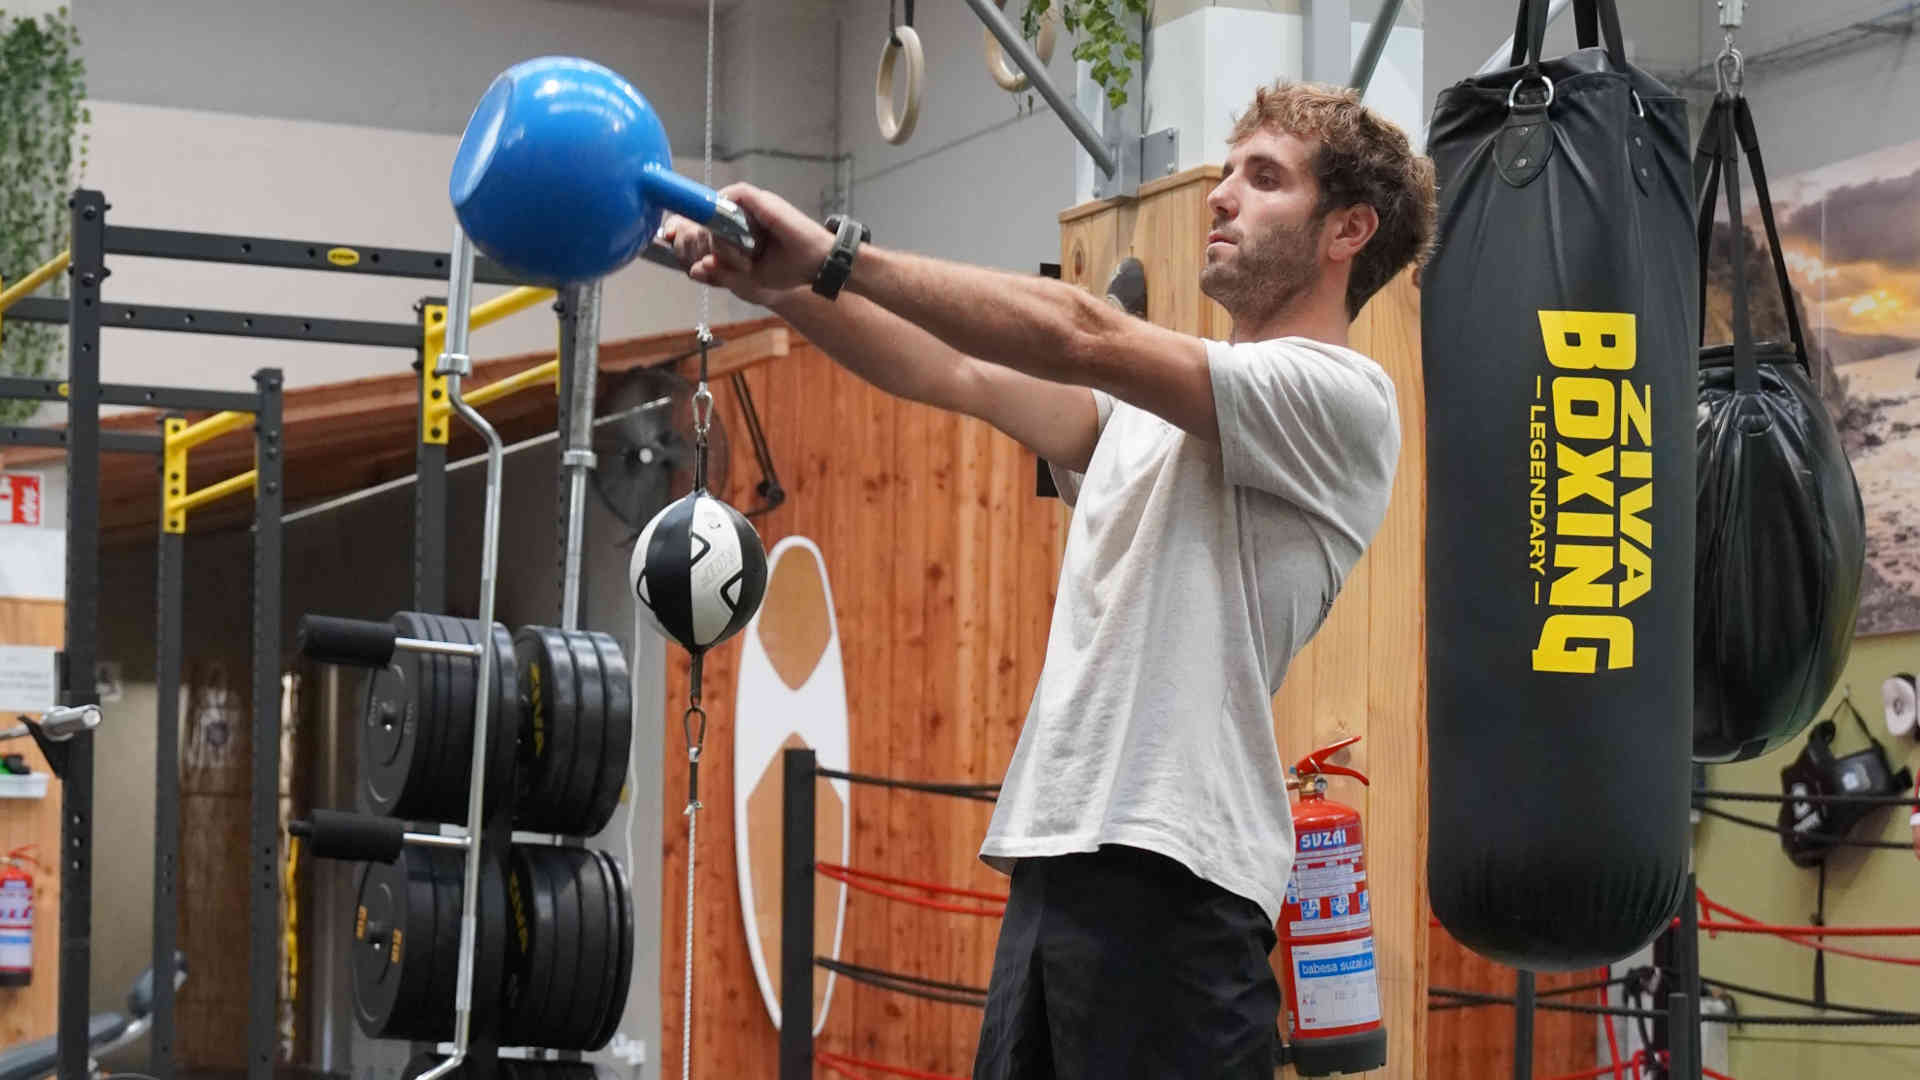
0,187,542,1080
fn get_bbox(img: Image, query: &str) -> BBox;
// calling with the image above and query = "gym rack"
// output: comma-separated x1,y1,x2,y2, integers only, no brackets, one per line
0,187,551,1080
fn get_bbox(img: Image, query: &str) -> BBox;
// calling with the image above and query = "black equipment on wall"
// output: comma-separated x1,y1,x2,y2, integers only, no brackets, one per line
1691,91,1867,764
1421,0,1697,970
1776,697,1913,867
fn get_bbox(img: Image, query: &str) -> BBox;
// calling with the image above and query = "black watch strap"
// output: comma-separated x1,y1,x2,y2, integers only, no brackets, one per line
813,215,870,300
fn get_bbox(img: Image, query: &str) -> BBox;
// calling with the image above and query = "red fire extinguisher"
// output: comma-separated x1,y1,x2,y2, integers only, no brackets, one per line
1279,736,1387,1077
1,845,38,988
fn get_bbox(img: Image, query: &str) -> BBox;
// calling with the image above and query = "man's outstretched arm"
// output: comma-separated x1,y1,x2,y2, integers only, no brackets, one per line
840,245,1218,443
686,184,1220,443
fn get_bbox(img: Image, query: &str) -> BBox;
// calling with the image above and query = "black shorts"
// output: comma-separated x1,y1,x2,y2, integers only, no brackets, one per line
971,844,1282,1080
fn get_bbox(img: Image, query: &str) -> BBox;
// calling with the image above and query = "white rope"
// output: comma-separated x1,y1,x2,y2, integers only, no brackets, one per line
697,0,717,335
681,806,699,1080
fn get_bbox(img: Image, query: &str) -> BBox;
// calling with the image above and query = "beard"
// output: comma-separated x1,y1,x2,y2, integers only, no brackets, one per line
1199,214,1323,326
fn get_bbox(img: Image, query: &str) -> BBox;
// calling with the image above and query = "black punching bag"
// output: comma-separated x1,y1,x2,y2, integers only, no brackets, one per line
1421,0,1695,970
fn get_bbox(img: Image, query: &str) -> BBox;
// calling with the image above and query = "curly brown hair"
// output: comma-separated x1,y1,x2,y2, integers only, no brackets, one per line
1228,81,1437,318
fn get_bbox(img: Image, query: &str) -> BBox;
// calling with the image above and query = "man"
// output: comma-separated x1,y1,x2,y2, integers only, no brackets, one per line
665,80,1436,1079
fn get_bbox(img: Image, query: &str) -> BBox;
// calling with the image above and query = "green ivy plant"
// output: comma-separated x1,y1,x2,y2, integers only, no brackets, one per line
0,7,88,424
1024,0,1149,111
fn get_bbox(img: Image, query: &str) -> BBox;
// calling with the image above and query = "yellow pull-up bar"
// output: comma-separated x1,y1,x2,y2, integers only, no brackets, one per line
423,285,556,353
0,249,72,315
164,412,259,534
419,288,563,446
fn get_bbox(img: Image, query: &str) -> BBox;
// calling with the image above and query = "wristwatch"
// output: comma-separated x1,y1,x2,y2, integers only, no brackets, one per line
812,214,871,300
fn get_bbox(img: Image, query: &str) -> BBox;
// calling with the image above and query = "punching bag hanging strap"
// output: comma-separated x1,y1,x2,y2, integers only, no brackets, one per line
1693,96,1728,337
1733,96,1811,365
1718,96,1761,393
1509,0,1547,70
1514,0,1628,69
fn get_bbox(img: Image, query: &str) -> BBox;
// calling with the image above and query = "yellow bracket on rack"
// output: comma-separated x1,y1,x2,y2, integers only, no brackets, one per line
163,411,258,534
420,288,562,446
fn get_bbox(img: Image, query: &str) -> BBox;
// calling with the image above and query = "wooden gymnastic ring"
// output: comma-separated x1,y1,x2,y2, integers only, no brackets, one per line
876,26,926,146
984,0,1056,92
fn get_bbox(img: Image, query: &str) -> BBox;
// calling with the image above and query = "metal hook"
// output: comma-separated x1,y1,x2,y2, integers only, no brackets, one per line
1715,45,1745,95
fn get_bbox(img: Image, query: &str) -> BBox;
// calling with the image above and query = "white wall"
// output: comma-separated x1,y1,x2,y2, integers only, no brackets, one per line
832,0,1081,274
74,0,716,147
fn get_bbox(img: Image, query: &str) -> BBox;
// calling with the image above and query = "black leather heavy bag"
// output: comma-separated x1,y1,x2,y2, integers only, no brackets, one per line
1692,93,1866,763
1422,0,1695,971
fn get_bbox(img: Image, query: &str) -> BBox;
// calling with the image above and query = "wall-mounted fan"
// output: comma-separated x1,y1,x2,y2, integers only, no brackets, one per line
591,367,732,532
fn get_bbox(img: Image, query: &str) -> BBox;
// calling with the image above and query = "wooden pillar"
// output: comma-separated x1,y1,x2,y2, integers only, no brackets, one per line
1059,169,1430,1079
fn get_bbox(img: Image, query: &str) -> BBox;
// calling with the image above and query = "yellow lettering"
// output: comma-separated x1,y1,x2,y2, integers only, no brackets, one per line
1550,542,1614,608
1620,450,1652,480
1529,518,1545,540
1532,614,1635,673
1558,444,1615,507
1530,459,1547,479
1619,481,1652,548
1619,538,1652,607
1539,311,1638,371
1553,376,1616,441
1620,382,1652,447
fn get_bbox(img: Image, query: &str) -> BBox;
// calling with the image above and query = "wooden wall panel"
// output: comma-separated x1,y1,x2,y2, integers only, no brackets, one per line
0,596,64,1047
661,345,1063,1078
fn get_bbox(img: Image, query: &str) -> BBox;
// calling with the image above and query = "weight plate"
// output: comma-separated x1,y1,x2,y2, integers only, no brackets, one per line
475,848,510,1036
456,617,522,817
424,846,460,1040
359,635,421,817
400,611,453,822
533,846,582,1046
514,627,579,831
350,848,436,1039
588,849,635,1049
565,846,613,1050
560,630,607,836
500,843,559,1047
438,613,479,816
583,632,633,837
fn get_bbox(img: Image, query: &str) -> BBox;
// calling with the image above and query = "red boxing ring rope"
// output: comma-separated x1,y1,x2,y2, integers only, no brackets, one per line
815,863,1007,918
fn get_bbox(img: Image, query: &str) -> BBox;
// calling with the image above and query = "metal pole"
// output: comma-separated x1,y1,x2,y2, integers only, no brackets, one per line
559,281,602,631
414,300,448,613
1513,969,1535,1080
780,747,817,1080
1349,0,1408,92
248,368,284,1080
1678,872,1704,1079
1666,993,1696,1080
1479,0,1574,74
152,468,183,1080
416,225,499,1080
58,188,105,1080
961,0,1119,177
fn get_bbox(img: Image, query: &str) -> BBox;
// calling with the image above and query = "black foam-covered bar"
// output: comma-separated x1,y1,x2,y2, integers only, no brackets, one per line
295,809,408,864
298,614,397,667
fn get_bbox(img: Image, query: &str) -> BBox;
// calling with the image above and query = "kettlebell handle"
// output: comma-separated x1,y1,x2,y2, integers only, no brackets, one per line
641,166,759,255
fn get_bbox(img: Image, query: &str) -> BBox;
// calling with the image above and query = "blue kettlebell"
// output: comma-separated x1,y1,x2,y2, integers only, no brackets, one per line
449,56,757,285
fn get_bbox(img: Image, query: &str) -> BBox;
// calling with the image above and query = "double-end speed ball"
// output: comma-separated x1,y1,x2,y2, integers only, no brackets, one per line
449,55,758,285
631,492,768,655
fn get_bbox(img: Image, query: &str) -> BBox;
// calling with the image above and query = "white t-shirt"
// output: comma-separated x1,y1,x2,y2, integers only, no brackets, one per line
979,336,1402,922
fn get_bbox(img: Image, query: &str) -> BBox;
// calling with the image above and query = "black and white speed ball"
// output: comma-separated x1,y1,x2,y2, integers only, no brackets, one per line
630,491,768,654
